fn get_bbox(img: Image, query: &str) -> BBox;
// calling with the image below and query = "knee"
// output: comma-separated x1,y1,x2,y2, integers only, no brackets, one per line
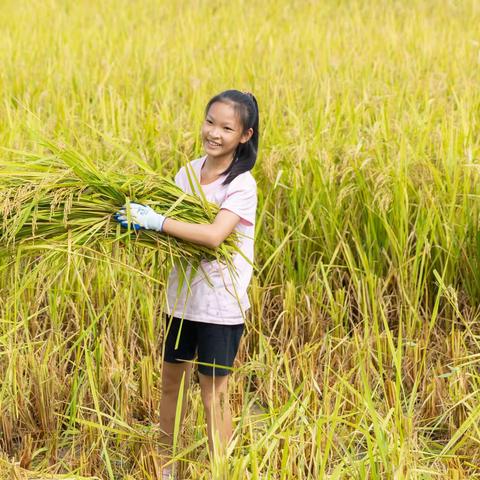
200,387,228,412
200,388,213,409
162,379,181,397
161,362,190,395
199,373,229,407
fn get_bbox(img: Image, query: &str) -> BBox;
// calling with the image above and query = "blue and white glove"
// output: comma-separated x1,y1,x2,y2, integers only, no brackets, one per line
114,203,167,232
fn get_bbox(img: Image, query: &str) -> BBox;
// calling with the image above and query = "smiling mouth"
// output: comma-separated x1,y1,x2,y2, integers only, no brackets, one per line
206,139,221,147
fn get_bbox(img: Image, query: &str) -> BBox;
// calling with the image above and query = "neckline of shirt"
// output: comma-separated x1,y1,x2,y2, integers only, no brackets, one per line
198,156,227,188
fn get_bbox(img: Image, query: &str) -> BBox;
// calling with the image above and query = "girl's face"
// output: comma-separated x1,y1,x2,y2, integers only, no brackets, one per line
201,101,253,162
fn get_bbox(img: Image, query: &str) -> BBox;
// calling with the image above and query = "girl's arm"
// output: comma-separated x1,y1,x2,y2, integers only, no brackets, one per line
162,209,241,249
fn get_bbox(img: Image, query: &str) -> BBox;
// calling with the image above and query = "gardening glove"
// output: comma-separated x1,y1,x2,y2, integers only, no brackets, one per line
114,203,166,232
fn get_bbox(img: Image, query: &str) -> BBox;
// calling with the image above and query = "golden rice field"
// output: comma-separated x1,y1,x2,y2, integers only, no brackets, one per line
1,0,480,478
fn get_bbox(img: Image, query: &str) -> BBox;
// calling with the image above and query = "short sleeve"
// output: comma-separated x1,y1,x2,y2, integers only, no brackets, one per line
174,169,181,185
174,167,186,190
220,174,257,226
174,158,204,194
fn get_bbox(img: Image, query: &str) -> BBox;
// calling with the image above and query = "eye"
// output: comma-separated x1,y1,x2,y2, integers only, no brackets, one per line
224,127,233,131
206,119,213,124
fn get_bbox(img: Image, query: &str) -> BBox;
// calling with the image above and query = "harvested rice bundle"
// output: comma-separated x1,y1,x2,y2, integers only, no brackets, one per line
0,143,238,268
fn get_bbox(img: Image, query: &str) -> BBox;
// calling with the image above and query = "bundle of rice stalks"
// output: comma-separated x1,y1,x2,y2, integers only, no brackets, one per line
0,141,238,270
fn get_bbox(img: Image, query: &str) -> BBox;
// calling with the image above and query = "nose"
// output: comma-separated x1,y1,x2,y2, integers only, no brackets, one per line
208,126,220,139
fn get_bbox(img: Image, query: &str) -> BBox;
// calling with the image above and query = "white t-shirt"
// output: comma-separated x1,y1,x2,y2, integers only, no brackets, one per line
165,156,257,325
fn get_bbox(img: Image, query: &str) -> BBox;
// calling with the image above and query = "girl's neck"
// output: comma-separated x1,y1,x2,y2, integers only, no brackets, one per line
203,153,234,175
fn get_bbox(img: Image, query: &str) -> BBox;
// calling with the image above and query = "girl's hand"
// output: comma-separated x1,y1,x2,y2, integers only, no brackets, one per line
114,203,167,232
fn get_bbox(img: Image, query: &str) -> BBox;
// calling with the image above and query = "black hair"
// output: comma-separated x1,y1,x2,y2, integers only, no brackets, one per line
204,89,259,185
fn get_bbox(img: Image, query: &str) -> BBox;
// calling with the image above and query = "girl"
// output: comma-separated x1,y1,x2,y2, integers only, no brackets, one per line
115,90,259,479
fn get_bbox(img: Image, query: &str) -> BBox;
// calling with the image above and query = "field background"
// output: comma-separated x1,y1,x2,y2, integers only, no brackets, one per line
1,0,480,478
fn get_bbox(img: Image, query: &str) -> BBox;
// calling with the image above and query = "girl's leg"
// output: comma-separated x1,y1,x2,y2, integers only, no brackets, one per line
159,360,192,470
198,372,232,458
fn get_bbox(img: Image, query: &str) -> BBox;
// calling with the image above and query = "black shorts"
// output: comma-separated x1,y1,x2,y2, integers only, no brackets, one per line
163,315,244,376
